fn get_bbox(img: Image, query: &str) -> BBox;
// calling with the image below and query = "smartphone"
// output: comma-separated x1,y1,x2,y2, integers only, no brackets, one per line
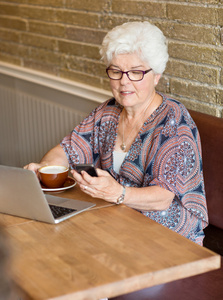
75,164,98,177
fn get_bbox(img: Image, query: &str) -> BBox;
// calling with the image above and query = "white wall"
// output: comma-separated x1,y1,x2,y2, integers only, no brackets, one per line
0,63,111,167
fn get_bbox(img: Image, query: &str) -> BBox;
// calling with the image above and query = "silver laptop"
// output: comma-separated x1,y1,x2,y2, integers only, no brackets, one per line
0,165,95,224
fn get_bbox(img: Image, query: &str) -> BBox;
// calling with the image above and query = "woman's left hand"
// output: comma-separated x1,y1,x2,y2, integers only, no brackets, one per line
71,168,123,203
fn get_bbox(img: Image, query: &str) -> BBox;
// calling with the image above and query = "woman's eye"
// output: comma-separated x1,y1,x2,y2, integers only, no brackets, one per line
131,71,142,75
112,70,121,74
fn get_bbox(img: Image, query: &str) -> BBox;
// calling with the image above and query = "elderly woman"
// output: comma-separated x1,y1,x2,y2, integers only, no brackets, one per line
25,21,208,245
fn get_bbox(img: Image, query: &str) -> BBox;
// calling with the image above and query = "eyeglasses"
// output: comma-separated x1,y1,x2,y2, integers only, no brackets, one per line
106,68,153,81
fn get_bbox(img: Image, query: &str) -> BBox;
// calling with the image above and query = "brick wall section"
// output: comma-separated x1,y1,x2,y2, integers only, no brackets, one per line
0,0,223,116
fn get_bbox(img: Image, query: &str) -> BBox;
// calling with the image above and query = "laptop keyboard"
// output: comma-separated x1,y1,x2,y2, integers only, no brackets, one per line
49,205,77,219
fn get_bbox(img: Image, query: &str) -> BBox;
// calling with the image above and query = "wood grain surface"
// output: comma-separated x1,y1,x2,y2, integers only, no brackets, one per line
2,187,220,300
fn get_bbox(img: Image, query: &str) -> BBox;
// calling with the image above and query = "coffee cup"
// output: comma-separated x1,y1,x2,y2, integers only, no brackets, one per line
38,165,69,188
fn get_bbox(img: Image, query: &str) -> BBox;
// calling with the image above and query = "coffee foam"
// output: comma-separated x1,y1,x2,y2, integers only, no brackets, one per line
40,166,67,174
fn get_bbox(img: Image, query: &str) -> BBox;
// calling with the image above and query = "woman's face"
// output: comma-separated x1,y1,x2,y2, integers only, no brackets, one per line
108,53,161,111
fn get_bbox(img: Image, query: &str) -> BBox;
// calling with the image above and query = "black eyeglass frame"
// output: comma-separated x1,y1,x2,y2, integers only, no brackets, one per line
106,68,153,81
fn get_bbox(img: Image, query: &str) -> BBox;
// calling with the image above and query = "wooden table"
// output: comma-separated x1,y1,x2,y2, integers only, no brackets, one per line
0,186,221,300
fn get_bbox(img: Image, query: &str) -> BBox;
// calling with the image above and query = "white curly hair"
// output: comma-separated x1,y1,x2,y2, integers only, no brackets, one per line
100,21,169,74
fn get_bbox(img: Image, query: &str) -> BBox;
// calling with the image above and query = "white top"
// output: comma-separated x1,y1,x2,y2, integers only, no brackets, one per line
113,151,128,174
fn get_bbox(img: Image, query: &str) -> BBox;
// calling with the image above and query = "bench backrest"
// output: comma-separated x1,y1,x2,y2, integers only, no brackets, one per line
190,110,223,230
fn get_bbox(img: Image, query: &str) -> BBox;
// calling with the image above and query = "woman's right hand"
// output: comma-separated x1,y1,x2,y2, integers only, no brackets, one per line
23,144,69,175
23,162,46,175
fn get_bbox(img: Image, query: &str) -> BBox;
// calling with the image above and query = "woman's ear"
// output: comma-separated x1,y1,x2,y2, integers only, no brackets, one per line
154,74,162,86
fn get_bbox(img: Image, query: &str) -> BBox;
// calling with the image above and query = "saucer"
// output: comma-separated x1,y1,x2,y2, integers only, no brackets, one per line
41,177,76,192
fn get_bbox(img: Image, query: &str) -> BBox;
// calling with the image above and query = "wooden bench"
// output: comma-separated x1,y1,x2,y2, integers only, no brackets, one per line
111,110,223,300
191,110,223,256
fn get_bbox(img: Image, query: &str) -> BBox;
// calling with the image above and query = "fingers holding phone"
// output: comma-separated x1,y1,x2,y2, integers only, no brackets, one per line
71,164,99,197
71,164,98,187
75,164,98,177
72,165,122,203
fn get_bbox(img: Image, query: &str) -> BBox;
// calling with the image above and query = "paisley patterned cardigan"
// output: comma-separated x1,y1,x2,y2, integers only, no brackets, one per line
61,93,208,245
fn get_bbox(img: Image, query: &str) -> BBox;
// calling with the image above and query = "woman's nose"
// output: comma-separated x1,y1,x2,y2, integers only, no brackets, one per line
120,73,131,85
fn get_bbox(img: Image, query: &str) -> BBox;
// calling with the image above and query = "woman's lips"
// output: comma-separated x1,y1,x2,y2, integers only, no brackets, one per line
120,91,134,95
